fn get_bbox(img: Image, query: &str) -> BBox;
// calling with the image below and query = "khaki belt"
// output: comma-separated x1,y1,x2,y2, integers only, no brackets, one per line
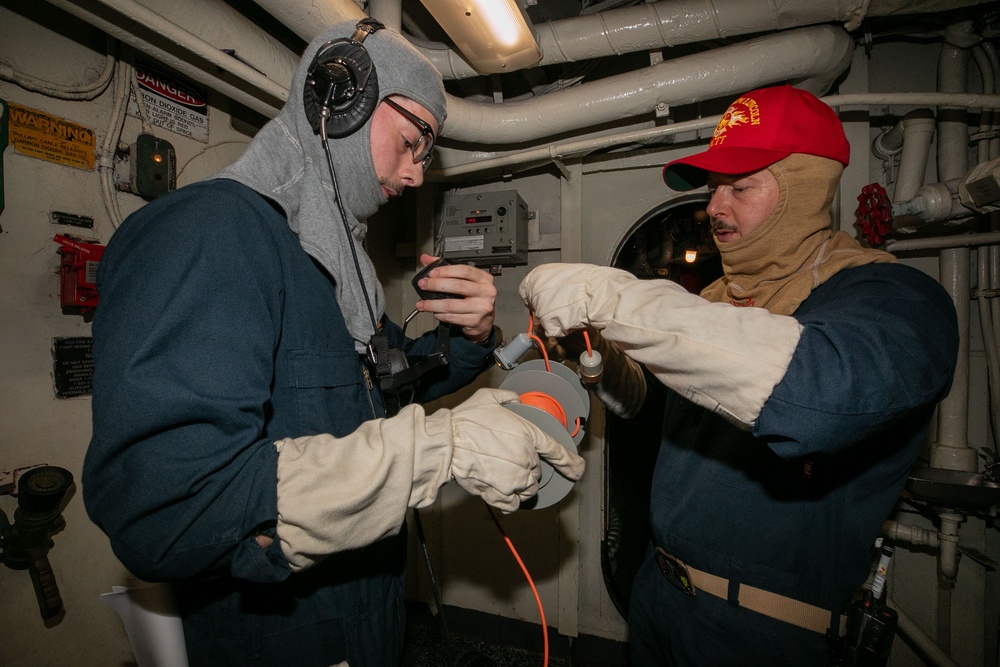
654,547,845,635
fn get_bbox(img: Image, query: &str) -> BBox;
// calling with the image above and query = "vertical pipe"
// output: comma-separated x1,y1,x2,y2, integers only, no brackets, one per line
978,247,1000,451
890,600,962,667
982,44,1000,457
368,0,403,32
930,22,977,473
931,23,976,662
893,111,937,203
933,249,973,464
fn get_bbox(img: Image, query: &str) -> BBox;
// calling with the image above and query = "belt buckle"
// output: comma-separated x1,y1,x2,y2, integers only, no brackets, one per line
655,547,696,596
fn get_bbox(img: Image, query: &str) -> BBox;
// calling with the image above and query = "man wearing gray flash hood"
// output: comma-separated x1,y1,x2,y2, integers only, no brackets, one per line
83,20,584,667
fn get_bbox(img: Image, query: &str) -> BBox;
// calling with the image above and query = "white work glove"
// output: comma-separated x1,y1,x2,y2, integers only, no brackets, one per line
273,388,585,571
519,263,803,428
445,388,585,509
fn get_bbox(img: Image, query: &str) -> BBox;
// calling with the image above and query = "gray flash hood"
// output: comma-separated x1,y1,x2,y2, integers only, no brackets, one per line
217,20,447,351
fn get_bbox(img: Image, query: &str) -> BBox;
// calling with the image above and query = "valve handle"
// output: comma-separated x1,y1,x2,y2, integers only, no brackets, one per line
29,549,64,620
855,183,893,247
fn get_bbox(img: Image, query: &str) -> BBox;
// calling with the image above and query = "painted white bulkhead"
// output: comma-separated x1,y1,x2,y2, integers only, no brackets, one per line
1,0,998,665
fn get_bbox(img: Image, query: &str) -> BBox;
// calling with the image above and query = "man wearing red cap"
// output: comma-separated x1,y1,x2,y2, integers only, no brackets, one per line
519,85,959,665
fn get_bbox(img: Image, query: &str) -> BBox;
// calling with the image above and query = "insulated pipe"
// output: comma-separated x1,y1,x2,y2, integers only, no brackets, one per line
938,23,975,183
930,21,977,473
0,35,115,100
259,0,989,81
887,231,1000,253
129,0,300,87
251,0,366,40
984,46,1000,444
440,25,853,144
888,600,962,667
882,520,940,548
971,46,1000,455
253,0,869,80
434,93,1000,178
368,0,402,33
42,0,288,117
934,247,973,464
937,512,963,582
873,110,936,203
42,1,1000,154
418,0,870,81
42,1,1000,150
978,245,1000,451
973,46,995,165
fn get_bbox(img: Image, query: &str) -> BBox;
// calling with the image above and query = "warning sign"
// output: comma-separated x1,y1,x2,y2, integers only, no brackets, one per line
52,336,94,398
129,65,209,143
7,103,96,170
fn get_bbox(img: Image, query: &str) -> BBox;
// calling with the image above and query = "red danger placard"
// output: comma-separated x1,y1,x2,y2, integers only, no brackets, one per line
130,65,209,142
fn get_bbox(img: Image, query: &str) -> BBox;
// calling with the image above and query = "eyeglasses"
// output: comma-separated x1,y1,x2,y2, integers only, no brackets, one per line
383,98,435,172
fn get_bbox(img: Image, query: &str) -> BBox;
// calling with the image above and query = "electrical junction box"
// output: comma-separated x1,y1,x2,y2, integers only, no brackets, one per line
960,156,1000,211
129,133,176,199
439,190,528,268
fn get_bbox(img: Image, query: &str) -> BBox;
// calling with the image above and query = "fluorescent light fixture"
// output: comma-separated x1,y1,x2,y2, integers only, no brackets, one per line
419,0,542,74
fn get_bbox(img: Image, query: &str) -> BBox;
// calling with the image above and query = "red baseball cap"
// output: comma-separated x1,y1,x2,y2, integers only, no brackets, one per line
662,85,850,191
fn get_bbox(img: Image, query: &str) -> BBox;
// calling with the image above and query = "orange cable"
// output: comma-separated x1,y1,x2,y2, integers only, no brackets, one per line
519,391,568,428
527,334,551,372
486,505,549,667
582,328,593,356
570,418,581,438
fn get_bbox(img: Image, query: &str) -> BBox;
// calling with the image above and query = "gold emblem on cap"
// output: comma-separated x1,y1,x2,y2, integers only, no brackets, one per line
710,96,761,148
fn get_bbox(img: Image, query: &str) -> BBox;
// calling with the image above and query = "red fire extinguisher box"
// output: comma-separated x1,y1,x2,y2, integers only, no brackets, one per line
53,234,105,317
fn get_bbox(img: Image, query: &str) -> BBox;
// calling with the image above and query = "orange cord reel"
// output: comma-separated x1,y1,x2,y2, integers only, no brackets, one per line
498,359,590,509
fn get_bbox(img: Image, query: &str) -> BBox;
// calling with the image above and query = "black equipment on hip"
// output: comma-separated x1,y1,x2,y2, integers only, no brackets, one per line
367,323,451,395
831,543,898,666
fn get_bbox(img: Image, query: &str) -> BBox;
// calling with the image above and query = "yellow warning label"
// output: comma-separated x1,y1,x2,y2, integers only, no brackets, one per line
7,102,96,171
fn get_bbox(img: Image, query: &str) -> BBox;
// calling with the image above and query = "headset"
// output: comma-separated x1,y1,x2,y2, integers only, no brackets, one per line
304,18,384,138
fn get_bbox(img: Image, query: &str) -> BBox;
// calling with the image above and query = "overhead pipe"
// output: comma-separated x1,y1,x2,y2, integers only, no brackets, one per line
251,0,365,40
40,0,1000,153
42,0,289,118
439,25,853,144
433,93,1000,179
36,0,853,148
528,0,987,83
418,0,871,81
127,0,300,86
252,0,870,80
256,0,990,82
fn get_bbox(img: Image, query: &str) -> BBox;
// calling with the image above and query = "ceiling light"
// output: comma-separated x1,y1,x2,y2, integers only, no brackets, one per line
419,0,542,74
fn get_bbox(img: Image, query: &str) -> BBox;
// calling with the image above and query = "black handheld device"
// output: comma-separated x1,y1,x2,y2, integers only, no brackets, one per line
412,258,464,300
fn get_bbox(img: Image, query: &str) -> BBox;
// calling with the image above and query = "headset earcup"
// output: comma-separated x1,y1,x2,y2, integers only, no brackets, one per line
303,41,380,139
